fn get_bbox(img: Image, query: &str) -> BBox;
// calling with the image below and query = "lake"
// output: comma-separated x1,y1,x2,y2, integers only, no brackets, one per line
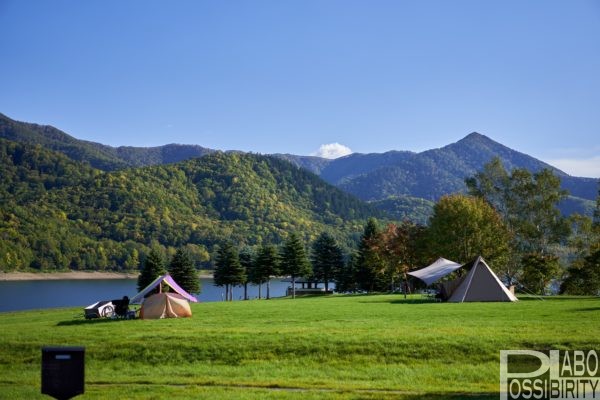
0,278,291,313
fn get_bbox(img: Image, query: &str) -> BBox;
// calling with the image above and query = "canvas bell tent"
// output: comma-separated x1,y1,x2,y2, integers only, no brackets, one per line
131,274,198,319
447,257,517,302
408,256,517,302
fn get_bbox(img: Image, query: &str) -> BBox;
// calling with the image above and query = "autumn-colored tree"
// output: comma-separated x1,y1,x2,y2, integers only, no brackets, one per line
368,221,427,296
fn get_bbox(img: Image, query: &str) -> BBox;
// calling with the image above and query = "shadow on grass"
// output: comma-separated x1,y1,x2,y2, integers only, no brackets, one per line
571,307,600,312
358,297,439,305
56,317,136,326
517,295,599,302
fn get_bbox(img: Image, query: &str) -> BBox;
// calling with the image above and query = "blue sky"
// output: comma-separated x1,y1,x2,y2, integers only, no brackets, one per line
1,1,599,177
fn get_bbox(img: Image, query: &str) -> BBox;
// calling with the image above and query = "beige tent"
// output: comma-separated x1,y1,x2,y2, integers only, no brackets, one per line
131,274,198,319
447,256,517,302
139,292,193,319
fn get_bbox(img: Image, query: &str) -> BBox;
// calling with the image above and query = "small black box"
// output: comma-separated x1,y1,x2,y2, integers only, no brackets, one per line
41,346,85,400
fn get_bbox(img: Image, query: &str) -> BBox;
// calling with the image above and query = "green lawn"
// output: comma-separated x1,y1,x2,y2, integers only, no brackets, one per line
0,295,598,399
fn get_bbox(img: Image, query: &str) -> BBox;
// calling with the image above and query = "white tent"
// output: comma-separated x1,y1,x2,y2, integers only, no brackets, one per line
131,274,198,319
407,257,462,286
131,274,198,304
447,257,517,302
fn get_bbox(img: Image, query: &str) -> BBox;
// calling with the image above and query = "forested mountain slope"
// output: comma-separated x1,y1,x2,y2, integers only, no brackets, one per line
0,138,379,271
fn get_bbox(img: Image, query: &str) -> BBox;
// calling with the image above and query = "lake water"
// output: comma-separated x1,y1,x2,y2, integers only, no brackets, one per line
0,278,291,313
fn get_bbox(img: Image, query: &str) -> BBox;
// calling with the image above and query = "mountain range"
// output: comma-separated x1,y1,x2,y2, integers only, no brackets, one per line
1,113,597,221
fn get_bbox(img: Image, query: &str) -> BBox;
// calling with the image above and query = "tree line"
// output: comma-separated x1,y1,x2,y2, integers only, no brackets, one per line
138,158,600,298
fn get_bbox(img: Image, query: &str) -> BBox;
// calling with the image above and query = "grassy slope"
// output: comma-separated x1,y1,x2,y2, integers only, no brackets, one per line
0,295,598,399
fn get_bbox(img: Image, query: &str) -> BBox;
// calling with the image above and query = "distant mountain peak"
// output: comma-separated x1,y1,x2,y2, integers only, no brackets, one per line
450,132,515,155
467,131,484,137
459,131,495,144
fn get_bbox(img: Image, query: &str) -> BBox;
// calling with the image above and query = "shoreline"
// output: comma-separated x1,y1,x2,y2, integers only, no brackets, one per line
0,271,214,281
0,271,139,281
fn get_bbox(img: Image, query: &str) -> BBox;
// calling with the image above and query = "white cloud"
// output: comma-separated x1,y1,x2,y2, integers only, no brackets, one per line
311,143,353,159
547,156,600,178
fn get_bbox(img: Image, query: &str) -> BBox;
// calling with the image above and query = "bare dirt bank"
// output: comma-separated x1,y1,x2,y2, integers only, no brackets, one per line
0,271,139,281
0,271,213,281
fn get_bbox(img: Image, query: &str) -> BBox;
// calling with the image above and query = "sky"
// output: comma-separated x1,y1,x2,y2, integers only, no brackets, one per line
1,1,599,177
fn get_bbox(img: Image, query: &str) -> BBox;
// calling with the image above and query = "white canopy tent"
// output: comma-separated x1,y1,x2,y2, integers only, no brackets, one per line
407,257,462,286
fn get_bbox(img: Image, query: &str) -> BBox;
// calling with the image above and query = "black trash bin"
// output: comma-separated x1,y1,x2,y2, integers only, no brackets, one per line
41,346,85,400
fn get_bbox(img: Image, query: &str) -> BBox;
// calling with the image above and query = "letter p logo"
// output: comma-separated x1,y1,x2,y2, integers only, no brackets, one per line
500,350,550,400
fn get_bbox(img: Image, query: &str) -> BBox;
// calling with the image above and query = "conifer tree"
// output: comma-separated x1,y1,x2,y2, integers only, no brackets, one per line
239,247,254,300
311,232,343,292
594,184,600,229
250,244,280,299
169,248,200,294
355,218,387,292
137,248,166,292
214,242,246,301
335,252,359,293
280,233,311,299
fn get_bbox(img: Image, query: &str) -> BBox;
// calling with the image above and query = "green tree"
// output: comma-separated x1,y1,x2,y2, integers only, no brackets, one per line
335,253,359,293
567,214,597,260
355,218,387,292
137,248,166,292
213,242,246,301
124,248,139,270
168,248,200,294
426,195,510,279
467,160,571,284
280,233,311,299
520,253,560,295
467,159,570,255
562,187,600,295
311,232,344,292
465,157,510,216
560,249,600,295
239,247,254,300
594,183,600,245
249,244,280,299
511,169,569,253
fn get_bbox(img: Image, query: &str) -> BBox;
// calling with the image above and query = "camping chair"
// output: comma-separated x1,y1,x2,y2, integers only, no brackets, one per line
112,296,134,319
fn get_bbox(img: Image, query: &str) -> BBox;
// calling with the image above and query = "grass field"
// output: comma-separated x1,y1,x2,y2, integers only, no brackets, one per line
0,294,598,399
